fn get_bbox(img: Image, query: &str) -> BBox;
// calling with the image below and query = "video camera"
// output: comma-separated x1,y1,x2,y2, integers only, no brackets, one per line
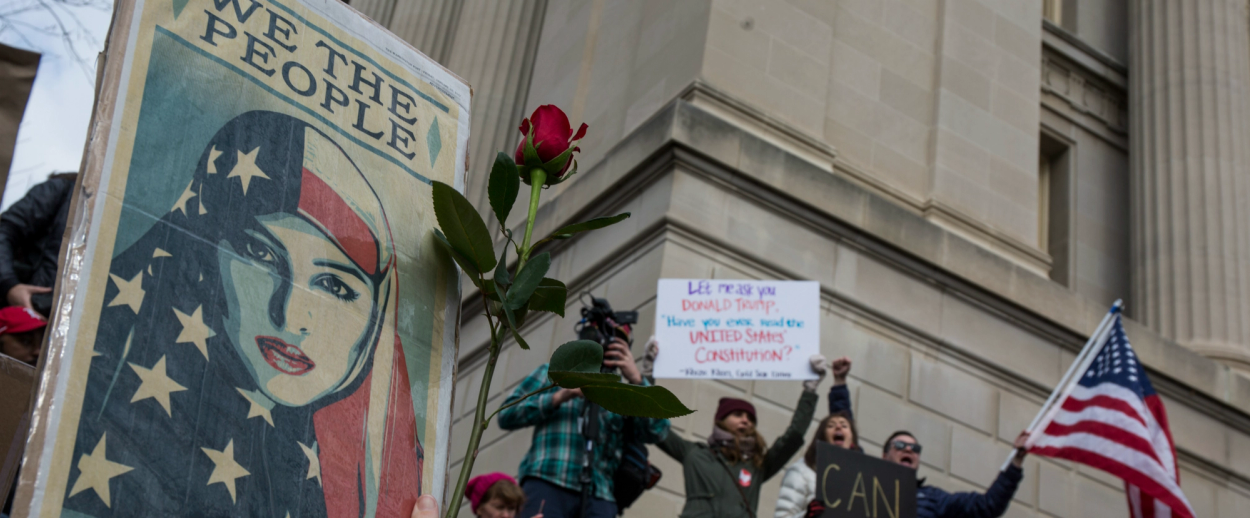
575,294,638,354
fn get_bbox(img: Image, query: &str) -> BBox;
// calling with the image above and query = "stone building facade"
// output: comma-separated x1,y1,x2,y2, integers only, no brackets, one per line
351,1,1250,516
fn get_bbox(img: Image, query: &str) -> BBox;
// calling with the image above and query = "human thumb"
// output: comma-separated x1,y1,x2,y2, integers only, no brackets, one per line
412,495,439,518
31,286,52,293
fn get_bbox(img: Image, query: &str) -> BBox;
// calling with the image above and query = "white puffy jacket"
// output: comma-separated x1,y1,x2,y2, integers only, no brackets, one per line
774,460,816,518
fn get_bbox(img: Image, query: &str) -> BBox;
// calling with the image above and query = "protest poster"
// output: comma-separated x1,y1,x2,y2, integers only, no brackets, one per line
816,443,918,518
652,279,820,380
13,0,470,516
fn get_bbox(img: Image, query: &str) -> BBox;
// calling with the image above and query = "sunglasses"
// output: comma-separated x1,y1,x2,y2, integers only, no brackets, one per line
890,440,922,454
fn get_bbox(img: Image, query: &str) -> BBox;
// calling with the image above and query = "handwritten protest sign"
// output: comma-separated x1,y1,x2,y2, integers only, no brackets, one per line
816,443,917,518
653,279,820,380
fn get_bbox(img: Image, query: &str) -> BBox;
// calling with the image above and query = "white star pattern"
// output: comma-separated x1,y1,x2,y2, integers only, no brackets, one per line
202,440,250,503
226,147,269,195
206,146,223,174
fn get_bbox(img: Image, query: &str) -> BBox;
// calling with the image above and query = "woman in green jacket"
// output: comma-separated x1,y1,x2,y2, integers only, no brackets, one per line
652,346,826,518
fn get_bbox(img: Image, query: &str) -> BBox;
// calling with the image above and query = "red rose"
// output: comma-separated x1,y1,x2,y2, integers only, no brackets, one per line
514,105,588,181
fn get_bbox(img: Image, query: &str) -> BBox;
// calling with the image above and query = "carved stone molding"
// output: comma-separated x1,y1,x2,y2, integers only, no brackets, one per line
1041,50,1128,140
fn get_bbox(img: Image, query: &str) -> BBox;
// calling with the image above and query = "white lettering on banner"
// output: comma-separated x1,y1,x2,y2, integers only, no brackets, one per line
653,279,820,380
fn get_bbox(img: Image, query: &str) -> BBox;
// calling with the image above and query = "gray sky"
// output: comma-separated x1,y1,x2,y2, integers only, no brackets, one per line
1,0,113,210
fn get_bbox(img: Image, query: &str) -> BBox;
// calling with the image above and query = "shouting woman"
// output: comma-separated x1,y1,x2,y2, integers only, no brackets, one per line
774,358,859,518
62,111,422,517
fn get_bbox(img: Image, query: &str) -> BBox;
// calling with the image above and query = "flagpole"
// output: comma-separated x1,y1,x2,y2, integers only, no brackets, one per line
999,299,1122,471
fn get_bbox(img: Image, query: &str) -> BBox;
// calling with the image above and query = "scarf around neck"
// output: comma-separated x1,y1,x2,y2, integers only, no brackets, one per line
709,425,757,457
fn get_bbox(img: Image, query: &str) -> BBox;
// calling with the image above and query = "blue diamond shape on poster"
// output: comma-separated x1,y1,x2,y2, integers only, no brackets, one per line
172,0,189,18
426,118,441,168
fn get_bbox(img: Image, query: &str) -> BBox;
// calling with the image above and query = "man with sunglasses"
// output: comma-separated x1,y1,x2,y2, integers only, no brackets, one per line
881,430,1031,518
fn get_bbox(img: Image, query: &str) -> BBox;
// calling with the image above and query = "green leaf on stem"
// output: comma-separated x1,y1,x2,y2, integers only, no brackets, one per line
508,325,530,350
581,383,695,419
505,252,550,310
433,229,481,287
432,181,496,272
488,152,520,227
493,246,510,288
549,371,619,388
549,340,603,373
494,282,529,350
538,213,631,245
527,278,567,316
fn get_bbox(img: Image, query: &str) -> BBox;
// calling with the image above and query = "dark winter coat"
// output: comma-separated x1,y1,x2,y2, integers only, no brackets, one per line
916,465,1023,518
658,390,817,518
0,174,75,304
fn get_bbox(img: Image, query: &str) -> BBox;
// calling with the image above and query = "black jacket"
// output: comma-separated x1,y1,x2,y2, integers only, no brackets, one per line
0,174,76,302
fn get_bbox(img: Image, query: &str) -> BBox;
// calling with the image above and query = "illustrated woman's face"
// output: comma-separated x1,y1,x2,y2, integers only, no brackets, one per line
218,213,378,407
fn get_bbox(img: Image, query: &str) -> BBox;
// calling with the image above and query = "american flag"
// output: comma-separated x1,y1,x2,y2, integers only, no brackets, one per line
1026,311,1194,518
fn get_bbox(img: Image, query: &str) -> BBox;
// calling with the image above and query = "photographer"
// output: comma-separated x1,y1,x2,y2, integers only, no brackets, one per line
498,299,670,518
650,341,826,518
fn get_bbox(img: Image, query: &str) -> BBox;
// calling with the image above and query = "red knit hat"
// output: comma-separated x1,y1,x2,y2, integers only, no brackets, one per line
464,472,517,513
0,307,46,335
715,397,757,423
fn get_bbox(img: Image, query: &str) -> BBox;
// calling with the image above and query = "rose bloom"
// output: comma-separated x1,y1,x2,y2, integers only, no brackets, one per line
514,105,587,178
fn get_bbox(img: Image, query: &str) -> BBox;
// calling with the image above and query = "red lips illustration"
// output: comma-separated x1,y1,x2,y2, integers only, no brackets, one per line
256,336,315,376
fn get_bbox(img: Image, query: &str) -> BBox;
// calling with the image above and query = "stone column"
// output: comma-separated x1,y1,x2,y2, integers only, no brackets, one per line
387,0,465,64
442,0,548,217
1129,0,1250,371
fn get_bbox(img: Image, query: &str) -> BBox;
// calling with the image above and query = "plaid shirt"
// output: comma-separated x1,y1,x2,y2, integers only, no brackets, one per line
498,364,670,501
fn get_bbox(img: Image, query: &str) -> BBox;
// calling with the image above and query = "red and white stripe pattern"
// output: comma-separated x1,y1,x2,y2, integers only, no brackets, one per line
1026,314,1193,518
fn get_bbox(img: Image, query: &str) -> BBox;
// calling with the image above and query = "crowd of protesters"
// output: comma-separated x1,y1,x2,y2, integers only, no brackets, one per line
464,315,1033,518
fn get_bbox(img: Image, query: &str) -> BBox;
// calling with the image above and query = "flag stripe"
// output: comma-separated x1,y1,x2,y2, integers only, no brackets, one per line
1042,418,1163,467
1030,445,1192,518
1068,383,1158,431
1031,431,1181,498
1060,394,1147,427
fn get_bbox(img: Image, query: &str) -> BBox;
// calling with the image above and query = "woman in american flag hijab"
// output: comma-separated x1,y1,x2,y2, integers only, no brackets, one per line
63,111,423,517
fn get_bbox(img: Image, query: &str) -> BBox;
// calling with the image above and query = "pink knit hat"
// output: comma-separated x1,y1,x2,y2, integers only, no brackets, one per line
464,472,518,513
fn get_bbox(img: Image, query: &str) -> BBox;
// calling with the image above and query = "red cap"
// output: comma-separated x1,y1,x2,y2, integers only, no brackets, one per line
0,307,46,335
715,397,757,423
464,472,517,513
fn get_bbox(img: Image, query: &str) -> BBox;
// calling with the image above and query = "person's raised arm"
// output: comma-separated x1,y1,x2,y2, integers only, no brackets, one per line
761,356,825,481
827,357,853,419
939,431,1030,518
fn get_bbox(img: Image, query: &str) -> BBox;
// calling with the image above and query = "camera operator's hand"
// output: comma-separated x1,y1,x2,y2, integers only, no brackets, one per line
605,339,643,385
553,387,584,407
636,336,659,382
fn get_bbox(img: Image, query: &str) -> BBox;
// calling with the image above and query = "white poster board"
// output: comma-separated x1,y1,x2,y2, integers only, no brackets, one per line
653,279,820,380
